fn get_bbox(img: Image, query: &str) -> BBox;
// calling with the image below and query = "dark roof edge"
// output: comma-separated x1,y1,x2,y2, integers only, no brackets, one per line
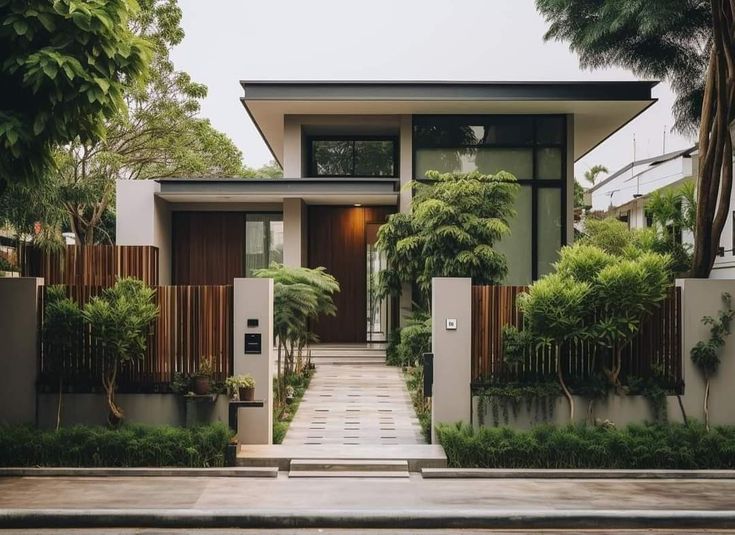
240,80,659,102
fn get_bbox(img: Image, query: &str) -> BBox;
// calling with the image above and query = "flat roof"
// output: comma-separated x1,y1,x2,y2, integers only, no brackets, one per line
155,177,399,206
240,80,659,165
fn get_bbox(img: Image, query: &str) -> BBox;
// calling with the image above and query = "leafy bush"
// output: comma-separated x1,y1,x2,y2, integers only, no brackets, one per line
0,423,233,467
437,422,735,469
272,371,311,444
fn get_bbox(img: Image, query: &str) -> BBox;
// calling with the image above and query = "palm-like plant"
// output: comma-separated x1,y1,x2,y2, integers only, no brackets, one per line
583,164,608,186
253,264,339,403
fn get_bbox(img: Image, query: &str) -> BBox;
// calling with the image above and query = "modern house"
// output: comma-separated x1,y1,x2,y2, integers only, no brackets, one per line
588,146,735,278
116,80,658,343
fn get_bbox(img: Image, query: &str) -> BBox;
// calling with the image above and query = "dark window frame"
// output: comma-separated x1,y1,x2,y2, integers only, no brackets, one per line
307,135,400,178
412,114,568,281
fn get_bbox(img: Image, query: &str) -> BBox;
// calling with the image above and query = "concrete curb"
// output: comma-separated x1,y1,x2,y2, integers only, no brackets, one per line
0,508,734,529
421,468,735,479
0,467,278,478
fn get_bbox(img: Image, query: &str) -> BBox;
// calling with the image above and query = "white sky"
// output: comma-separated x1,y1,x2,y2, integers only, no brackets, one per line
170,0,696,181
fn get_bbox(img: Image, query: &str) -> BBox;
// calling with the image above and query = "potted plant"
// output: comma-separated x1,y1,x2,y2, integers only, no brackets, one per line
193,356,215,395
225,374,256,401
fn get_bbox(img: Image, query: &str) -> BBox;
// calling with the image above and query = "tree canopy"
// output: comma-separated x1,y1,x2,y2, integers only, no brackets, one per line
536,0,734,278
376,170,518,299
0,0,150,190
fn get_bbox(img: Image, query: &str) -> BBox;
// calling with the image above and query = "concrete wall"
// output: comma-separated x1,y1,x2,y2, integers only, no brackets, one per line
233,278,274,444
468,279,735,430
283,198,307,267
473,394,655,429
430,277,472,442
0,278,42,425
116,180,171,284
675,278,735,425
37,393,229,429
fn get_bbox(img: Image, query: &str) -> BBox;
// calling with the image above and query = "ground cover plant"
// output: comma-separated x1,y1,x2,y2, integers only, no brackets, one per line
0,423,232,467
437,422,735,469
273,370,312,444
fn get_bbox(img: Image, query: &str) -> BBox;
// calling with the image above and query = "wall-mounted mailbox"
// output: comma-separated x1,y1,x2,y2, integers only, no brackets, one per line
247,318,259,328
244,333,262,354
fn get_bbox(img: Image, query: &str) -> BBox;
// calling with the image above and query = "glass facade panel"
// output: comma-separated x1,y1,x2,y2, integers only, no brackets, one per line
537,147,563,180
310,138,396,177
354,140,395,176
494,186,532,285
245,214,283,276
537,188,563,277
414,147,533,178
311,140,353,176
536,116,565,145
413,114,567,280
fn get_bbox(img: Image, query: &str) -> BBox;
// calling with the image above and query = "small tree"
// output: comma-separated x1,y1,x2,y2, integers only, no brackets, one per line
43,285,83,430
691,293,734,431
593,253,671,387
377,170,518,299
518,273,591,420
82,278,158,425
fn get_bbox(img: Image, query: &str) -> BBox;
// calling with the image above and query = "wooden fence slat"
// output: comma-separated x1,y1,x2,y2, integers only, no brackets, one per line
38,284,233,391
471,285,683,389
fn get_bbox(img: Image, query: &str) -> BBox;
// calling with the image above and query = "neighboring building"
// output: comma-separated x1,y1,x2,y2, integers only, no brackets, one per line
116,80,657,343
588,146,697,229
588,145,735,278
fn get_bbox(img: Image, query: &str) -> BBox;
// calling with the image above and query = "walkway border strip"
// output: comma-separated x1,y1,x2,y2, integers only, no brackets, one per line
421,468,735,479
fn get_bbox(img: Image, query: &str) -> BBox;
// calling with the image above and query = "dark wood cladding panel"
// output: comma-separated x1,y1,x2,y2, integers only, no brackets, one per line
308,206,394,343
172,212,245,285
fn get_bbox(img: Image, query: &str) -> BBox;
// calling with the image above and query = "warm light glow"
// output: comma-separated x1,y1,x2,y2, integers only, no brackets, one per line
354,203,362,207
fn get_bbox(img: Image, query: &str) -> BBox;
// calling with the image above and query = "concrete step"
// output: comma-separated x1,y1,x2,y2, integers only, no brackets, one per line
288,470,410,478
289,459,410,478
291,458,407,470
237,444,447,472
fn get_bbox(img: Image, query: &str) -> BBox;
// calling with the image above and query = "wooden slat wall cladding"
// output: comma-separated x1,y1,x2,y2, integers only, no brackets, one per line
471,285,682,387
171,212,245,285
308,205,394,343
38,285,232,391
30,245,159,287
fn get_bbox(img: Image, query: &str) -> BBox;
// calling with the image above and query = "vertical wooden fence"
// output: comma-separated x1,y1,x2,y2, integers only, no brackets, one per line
38,285,233,391
27,245,159,287
471,285,682,387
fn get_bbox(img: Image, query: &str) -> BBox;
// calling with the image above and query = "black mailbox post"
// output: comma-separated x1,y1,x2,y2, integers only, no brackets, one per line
244,333,262,354
422,352,433,397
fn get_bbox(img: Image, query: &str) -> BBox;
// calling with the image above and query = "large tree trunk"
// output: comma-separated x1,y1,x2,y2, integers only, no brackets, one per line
691,0,735,277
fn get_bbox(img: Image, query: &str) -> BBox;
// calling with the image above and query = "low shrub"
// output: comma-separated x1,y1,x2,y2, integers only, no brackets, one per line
437,422,735,469
0,423,233,467
272,370,311,444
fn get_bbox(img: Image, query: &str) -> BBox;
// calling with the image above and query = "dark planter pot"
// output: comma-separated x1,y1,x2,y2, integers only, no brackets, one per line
193,376,211,395
239,386,255,401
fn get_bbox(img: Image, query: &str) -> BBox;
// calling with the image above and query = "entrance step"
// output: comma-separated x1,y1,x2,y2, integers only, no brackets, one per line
237,444,447,473
288,459,409,478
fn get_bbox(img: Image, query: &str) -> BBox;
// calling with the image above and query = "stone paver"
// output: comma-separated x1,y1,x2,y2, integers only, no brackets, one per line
283,363,424,446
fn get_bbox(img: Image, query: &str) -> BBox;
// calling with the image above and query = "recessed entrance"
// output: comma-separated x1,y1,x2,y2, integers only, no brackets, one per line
308,205,394,344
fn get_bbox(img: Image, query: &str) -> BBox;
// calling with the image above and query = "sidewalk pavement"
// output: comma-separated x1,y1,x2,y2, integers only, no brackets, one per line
1,474,735,529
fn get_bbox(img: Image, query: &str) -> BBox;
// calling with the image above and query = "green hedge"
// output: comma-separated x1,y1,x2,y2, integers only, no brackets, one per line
0,423,233,467
437,422,735,469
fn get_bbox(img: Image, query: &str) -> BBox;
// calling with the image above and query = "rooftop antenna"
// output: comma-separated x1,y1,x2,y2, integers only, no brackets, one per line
633,134,642,198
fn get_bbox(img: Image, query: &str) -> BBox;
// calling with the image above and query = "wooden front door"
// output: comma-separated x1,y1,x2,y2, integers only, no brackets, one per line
308,206,393,343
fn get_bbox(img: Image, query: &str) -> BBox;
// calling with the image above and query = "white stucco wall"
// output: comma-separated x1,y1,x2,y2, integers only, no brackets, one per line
116,180,171,284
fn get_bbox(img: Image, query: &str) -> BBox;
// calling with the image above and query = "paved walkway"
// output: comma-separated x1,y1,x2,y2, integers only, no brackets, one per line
282,363,425,446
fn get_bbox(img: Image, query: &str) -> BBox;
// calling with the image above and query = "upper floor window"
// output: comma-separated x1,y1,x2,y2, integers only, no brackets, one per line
308,137,398,177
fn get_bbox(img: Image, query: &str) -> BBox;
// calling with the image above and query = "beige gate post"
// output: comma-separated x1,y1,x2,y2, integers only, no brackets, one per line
430,277,472,443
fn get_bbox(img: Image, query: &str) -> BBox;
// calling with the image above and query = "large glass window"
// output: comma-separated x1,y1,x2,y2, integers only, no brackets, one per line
309,137,397,177
413,115,566,282
245,214,283,276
